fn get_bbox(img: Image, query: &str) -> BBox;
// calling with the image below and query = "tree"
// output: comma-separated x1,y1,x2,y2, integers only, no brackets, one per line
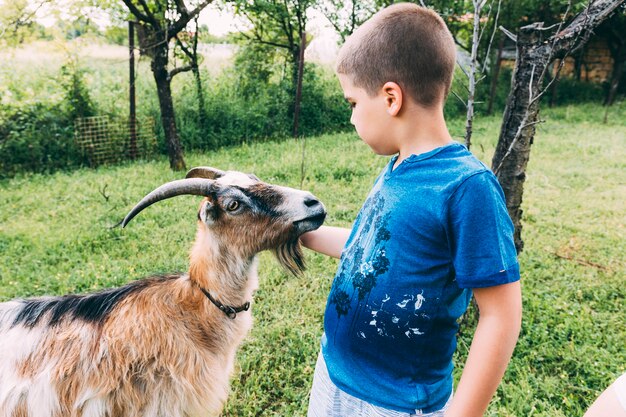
174,16,208,138
120,0,213,171
230,0,315,136
491,0,626,253
316,0,378,43
0,0,53,46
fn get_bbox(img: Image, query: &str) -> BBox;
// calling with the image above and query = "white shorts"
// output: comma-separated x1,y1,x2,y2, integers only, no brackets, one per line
307,352,451,417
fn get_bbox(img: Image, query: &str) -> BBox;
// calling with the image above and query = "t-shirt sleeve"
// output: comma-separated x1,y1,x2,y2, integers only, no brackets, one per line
446,171,520,288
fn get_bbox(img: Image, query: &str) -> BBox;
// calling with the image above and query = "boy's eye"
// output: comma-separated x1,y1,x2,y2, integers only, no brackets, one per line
348,102,356,109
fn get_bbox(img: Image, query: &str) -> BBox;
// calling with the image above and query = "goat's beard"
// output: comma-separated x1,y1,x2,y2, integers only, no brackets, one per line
274,238,305,276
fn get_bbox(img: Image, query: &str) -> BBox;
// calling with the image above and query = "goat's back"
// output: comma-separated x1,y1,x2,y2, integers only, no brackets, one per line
0,275,252,417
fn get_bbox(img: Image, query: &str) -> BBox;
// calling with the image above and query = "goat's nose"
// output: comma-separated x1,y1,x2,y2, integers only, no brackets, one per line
304,195,321,208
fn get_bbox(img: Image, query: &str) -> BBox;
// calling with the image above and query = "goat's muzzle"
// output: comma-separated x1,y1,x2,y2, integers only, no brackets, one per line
293,211,326,235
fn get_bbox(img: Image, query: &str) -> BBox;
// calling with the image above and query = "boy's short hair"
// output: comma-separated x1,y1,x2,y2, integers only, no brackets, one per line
336,3,456,108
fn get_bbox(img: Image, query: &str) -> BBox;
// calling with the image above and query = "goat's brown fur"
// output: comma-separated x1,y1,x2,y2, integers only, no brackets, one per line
0,169,325,417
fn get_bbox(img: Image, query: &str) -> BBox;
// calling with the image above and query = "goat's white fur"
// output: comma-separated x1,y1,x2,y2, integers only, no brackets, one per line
0,169,325,417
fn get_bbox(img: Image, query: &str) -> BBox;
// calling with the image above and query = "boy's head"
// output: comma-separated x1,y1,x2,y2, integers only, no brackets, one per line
336,3,456,109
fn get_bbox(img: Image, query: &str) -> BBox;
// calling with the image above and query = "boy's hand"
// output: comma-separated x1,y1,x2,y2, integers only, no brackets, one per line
444,280,522,417
300,226,351,259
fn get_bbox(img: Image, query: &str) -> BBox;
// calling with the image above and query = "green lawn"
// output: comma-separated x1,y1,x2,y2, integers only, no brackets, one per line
0,102,624,416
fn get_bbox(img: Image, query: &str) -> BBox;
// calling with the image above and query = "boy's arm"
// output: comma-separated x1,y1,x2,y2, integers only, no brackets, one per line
445,280,522,417
299,226,351,259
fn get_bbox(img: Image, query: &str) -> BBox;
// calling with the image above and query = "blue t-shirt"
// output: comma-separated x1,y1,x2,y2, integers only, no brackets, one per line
321,142,520,414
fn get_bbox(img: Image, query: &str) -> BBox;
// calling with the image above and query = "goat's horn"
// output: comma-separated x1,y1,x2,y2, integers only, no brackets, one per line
186,166,226,180
122,178,215,227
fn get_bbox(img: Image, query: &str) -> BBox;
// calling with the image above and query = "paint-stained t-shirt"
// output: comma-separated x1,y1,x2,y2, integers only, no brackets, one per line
321,142,520,414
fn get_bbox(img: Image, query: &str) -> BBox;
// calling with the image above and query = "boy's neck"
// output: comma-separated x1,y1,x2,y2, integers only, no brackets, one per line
392,102,453,170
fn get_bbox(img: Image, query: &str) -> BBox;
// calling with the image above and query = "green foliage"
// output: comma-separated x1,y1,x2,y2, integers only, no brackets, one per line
0,44,351,177
0,0,53,47
59,55,97,120
233,43,280,97
0,104,624,416
0,103,79,177
103,25,128,45
550,76,608,105
197,24,230,44
231,0,315,86
172,63,351,150
449,65,618,120
0,52,97,176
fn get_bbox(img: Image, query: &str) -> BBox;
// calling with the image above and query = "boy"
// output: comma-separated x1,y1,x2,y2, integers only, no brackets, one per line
301,3,522,417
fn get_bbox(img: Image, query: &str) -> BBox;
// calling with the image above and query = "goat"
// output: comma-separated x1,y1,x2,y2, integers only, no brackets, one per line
0,167,326,417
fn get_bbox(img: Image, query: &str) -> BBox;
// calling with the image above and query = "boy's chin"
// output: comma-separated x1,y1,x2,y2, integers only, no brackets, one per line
367,144,398,157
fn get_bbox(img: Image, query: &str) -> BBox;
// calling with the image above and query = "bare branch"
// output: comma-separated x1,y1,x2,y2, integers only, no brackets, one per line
499,25,517,43
241,29,291,49
99,184,110,202
481,0,502,74
173,0,190,18
464,0,484,148
169,65,194,80
120,0,155,24
451,90,468,107
456,60,470,79
175,35,194,59
551,250,611,271
169,0,213,35
136,0,160,26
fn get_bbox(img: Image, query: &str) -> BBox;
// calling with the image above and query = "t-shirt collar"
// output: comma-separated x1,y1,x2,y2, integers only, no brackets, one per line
387,142,465,175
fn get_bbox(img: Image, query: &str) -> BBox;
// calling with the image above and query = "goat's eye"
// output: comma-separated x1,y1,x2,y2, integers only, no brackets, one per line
226,200,240,212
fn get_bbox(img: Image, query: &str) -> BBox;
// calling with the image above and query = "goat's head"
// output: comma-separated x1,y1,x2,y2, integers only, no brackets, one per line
122,167,326,275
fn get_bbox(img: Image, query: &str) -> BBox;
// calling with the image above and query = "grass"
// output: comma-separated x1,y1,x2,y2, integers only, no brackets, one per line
0,102,625,416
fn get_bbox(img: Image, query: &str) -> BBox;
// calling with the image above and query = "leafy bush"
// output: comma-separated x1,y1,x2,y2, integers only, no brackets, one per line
59,55,96,120
0,103,79,177
171,63,351,151
0,56,97,177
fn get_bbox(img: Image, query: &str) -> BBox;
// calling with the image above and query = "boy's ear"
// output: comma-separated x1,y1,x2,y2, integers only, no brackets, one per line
382,82,403,116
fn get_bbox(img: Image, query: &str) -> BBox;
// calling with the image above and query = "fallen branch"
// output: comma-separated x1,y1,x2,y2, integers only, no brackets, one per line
550,251,611,272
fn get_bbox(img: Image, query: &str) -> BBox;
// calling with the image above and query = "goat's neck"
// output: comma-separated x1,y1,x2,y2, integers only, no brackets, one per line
188,229,258,306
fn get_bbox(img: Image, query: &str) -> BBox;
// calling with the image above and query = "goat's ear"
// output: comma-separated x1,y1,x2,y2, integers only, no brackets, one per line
186,167,225,180
199,200,217,225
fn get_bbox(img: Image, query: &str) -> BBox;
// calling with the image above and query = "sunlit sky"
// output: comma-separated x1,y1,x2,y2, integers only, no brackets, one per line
30,1,339,62
33,1,333,37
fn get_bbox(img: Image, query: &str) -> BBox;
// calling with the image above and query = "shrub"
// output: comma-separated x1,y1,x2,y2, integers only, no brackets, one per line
59,55,96,120
171,63,351,151
0,102,79,177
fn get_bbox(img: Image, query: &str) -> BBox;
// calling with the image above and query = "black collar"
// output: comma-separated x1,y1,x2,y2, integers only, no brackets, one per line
199,288,250,319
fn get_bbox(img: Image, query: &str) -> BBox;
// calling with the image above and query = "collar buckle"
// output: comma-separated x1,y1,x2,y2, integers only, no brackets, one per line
200,288,251,319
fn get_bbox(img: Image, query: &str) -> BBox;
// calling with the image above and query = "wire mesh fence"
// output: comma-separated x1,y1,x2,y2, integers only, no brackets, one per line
74,116,158,167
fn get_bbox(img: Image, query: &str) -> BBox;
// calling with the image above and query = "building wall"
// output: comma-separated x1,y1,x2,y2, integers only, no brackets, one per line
555,38,614,83
501,37,616,83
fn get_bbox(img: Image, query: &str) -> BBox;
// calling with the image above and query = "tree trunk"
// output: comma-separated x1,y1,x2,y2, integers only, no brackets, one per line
491,24,547,254
191,18,207,136
491,0,626,254
152,44,186,171
293,31,306,138
193,67,207,133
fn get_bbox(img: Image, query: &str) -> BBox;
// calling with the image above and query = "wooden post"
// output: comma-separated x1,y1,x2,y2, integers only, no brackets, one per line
129,21,138,160
293,31,306,138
